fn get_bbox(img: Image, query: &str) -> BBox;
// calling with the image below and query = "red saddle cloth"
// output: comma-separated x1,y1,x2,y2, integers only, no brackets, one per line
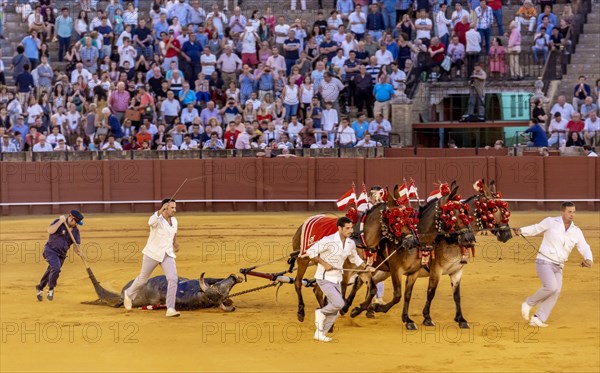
299,215,338,257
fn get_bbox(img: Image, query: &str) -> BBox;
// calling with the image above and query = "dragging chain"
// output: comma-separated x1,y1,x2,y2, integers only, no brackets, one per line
227,282,282,299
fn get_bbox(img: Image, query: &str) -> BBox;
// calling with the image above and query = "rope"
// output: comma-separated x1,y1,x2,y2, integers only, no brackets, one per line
227,282,280,298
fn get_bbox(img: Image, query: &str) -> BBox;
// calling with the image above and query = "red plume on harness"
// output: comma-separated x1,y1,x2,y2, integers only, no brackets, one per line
473,179,484,194
427,182,450,203
381,205,419,243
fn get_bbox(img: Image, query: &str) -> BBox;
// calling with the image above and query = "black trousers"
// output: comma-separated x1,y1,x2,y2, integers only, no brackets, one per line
355,87,373,118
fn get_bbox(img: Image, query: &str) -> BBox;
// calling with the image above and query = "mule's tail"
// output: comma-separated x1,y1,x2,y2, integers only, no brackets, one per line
81,268,123,307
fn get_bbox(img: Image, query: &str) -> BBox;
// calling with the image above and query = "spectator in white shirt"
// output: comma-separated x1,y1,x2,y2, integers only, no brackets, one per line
415,10,433,46
336,118,356,147
70,63,93,85
348,5,366,40
321,101,339,142
355,133,381,147
32,135,54,152
180,134,199,150
389,62,407,91
550,95,576,121
160,91,181,124
180,103,199,125
310,136,335,149
274,16,290,52
102,135,123,150
374,42,394,66
368,113,391,146
583,111,599,146
159,136,179,150
451,2,470,28
287,116,304,144
514,202,593,328
547,112,568,147
46,126,66,147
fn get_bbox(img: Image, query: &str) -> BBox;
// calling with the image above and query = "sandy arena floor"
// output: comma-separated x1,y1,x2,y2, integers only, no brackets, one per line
0,211,598,373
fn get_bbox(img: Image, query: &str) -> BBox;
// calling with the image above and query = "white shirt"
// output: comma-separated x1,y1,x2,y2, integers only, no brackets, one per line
368,119,391,135
161,99,181,116
71,68,93,84
435,11,451,37
142,211,178,262
415,17,432,40
375,49,394,66
348,11,366,34
102,141,123,150
355,139,380,147
180,140,199,150
305,232,364,284
200,53,217,76
521,217,592,266
548,118,568,133
322,109,338,132
341,40,358,58
550,102,575,121
337,125,356,145
390,70,407,89
466,29,481,52
451,9,470,28
584,117,600,132
311,140,334,149
274,24,290,44
32,143,54,152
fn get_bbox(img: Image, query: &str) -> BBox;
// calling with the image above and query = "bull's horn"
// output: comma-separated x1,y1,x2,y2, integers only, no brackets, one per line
199,272,209,292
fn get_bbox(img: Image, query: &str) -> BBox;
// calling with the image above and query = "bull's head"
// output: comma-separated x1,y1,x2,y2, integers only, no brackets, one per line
199,273,243,311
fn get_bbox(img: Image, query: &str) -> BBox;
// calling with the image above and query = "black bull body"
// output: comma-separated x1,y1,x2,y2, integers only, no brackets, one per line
83,274,242,311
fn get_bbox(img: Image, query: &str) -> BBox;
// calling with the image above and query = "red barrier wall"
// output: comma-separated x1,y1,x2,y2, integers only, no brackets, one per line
1,157,598,215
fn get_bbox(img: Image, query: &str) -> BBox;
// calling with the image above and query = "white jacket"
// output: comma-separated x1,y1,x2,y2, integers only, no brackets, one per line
521,217,592,266
142,211,178,262
306,232,363,284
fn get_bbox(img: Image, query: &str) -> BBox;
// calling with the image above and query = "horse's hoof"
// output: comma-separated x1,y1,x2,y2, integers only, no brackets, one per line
297,313,305,322
405,322,417,330
366,310,375,319
459,321,470,329
350,307,363,318
423,319,435,327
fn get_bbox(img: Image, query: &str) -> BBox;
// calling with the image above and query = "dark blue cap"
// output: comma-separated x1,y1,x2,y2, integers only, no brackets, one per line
70,210,84,226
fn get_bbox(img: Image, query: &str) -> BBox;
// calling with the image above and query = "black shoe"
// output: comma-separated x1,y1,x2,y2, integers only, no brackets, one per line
47,289,54,301
36,285,43,301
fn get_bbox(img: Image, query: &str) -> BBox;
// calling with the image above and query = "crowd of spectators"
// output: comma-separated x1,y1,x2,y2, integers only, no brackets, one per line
0,0,595,154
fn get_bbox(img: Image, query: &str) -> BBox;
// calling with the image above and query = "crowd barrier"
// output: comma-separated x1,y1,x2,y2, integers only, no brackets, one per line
1,157,598,215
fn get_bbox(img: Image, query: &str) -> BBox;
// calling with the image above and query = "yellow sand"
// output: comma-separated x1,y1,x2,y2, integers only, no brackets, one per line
1,211,598,372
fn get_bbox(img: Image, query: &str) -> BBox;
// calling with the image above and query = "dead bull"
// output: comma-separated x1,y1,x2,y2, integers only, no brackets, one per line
83,273,243,312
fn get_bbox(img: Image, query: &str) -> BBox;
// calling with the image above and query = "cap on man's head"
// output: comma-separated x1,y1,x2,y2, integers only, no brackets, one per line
70,210,84,226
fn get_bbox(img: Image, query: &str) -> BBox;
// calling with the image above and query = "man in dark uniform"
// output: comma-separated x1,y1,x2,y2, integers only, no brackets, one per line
35,210,84,301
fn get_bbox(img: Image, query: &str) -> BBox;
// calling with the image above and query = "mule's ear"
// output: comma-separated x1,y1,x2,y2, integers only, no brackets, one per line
482,183,492,197
387,187,396,207
447,181,459,200
489,180,497,194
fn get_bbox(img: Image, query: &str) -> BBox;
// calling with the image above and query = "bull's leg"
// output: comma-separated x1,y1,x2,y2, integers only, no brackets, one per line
372,266,402,314
341,276,362,316
422,267,442,326
295,257,309,322
401,271,420,330
450,269,469,328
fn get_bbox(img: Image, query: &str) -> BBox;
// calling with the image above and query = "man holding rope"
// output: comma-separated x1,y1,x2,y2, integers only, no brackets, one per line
513,201,593,327
124,199,181,317
35,210,84,301
306,216,375,342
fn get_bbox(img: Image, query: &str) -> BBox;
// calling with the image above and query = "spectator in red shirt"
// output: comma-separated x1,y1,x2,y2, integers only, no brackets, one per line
427,37,446,80
566,112,584,134
454,15,470,46
487,0,504,36
135,124,152,147
223,122,241,149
